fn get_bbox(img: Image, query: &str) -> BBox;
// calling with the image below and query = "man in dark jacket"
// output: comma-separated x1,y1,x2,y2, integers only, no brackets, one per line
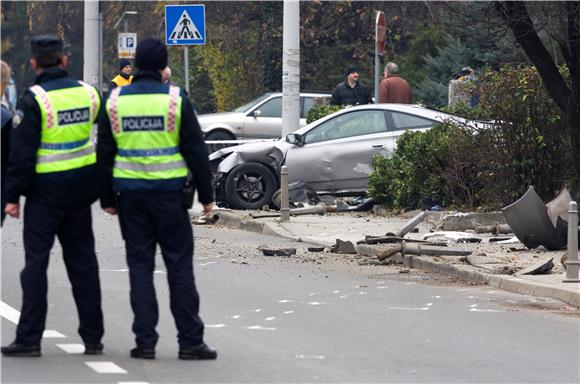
330,66,373,106
110,58,133,90
98,38,217,360
1,60,13,225
1,35,104,357
379,62,412,104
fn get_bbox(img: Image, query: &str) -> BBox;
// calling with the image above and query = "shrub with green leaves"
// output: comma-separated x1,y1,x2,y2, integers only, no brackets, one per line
306,104,343,124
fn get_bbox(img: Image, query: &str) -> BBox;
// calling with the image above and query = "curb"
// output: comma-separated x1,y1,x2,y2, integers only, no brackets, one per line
207,211,579,307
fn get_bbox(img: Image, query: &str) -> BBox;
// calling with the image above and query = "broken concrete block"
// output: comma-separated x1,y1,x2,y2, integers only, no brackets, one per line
259,247,297,257
515,257,554,275
330,239,357,254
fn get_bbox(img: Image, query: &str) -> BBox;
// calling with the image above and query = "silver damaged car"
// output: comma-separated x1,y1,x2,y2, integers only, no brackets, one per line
209,104,477,210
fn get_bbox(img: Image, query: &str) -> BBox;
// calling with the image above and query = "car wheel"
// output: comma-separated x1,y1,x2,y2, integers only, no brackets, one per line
224,163,277,210
205,130,236,154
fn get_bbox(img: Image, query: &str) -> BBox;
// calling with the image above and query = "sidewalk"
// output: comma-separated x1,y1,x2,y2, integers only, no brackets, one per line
192,207,580,307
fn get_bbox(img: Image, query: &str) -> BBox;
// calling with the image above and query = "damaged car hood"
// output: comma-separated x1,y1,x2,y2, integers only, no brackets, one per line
209,139,291,174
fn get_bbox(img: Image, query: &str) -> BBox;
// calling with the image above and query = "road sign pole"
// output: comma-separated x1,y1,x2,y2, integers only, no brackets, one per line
374,46,380,103
184,46,190,95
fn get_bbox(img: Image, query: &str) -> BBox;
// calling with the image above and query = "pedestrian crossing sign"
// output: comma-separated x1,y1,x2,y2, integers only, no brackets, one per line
165,4,205,46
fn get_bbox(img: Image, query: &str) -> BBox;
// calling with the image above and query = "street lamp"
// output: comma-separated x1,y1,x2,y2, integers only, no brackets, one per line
113,10,138,32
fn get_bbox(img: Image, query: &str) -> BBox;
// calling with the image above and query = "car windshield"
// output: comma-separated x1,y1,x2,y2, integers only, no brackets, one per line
233,93,273,113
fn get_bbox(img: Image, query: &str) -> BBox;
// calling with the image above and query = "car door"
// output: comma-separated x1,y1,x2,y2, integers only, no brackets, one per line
285,109,390,193
242,96,282,139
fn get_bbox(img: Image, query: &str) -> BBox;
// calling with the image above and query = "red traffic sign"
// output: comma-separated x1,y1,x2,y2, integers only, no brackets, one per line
375,11,386,56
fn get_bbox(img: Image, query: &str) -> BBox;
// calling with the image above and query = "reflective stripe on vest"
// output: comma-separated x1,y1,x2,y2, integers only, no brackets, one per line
115,159,186,172
32,82,98,173
108,85,187,183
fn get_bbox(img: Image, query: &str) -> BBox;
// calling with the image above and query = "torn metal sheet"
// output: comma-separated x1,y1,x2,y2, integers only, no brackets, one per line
502,186,571,250
515,257,554,275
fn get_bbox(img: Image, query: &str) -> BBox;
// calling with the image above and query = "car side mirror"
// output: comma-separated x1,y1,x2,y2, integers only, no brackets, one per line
286,133,304,146
251,110,261,118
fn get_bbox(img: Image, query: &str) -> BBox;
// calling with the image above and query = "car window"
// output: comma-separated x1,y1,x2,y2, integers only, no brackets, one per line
304,110,387,144
256,97,282,118
234,93,272,112
389,111,436,131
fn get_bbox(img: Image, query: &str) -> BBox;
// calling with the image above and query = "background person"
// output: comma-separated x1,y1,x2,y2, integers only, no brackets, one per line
1,34,104,357
1,60,13,225
110,58,133,90
98,38,217,361
161,66,171,84
330,66,373,106
379,62,412,104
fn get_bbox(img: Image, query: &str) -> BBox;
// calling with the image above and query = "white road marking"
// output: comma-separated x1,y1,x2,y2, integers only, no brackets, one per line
85,361,127,374
153,270,166,274
0,301,20,324
339,295,348,299
254,308,262,312
358,291,367,295
377,286,389,289
43,330,66,338
57,343,84,354
99,269,129,272
469,308,505,313
295,354,325,360
333,290,340,294
283,310,294,314
307,301,325,306
389,306,430,311
246,325,276,331
206,323,226,328
278,299,295,303
232,315,240,319
265,317,275,321
1,301,65,338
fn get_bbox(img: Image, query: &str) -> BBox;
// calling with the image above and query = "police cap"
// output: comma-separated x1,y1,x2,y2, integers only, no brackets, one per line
31,34,64,57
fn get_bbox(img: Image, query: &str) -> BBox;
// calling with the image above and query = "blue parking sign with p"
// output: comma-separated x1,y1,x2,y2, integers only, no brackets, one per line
165,4,206,46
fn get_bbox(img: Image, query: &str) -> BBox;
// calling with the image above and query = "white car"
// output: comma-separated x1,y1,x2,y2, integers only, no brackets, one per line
198,92,330,151
209,104,486,210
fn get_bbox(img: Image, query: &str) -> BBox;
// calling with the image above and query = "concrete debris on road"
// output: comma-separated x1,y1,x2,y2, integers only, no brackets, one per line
377,241,472,261
330,239,357,254
259,247,297,257
515,257,555,275
192,213,220,225
475,223,512,235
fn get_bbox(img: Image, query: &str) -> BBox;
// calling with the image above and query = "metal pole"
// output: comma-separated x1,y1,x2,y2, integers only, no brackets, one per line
124,18,128,33
374,45,379,103
563,201,579,282
281,0,300,138
83,0,100,88
280,165,290,222
184,47,190,95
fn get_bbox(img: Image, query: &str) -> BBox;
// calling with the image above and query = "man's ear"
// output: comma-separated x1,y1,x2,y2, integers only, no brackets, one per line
30,58,38,72
60,55,69,69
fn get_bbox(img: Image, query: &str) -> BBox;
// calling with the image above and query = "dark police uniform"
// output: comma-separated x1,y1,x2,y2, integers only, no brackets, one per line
97,38,215,359
2,36,104,356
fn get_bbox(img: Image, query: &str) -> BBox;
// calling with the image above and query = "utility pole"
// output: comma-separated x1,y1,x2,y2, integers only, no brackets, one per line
83,0,100,90
281,0,300,138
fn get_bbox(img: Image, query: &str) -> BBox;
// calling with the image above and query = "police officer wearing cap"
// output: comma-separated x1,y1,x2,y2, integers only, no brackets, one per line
1,35,104,357
98,38,216,360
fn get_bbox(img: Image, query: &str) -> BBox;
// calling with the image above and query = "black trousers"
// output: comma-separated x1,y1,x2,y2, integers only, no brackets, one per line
118,191,205,350
16,199,104,346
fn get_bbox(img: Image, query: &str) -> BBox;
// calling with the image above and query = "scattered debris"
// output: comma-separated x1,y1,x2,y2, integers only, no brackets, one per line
307,247,325,252
502,186,573,250
515,257,554,275
377,241,472,261
259,247,297,257
561,253,568,270
386,211,428,238
494,236,521,245
192,213,220,225
250,203,327,219
475,223,512,235
489,237,513,243
423,231,482,243
330,239,357,254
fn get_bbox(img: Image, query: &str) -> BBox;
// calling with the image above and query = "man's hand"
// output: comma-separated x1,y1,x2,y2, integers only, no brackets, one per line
103,207,117,215
4,203,20,219
202,202,214,215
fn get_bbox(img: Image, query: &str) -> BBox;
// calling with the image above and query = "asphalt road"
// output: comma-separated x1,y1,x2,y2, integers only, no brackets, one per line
1,205,579,383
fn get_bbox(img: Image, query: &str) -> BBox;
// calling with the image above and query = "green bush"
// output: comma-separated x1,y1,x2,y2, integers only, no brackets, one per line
368,65,574,211
306,104,343,124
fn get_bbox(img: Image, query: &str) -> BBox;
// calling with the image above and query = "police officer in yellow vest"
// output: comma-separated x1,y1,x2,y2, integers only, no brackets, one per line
98,38,217,360
2,35,104,357
110,58,133,90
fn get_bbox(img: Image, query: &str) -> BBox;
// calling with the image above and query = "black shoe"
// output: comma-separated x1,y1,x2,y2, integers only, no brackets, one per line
1,342,41,357
179,343,217,360
130,347,155,359
84,342,104,355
